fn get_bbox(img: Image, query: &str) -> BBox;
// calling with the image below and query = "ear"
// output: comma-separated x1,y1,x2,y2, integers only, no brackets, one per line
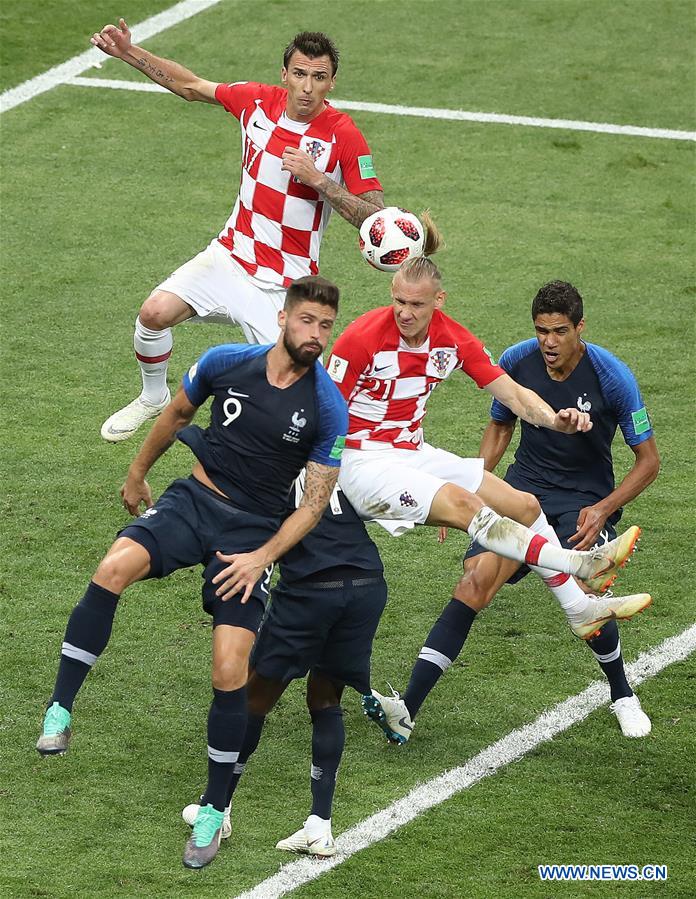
576,318,585,337
434,290,446,310
329,74,336,91
278,308,287,329
281,66,288,86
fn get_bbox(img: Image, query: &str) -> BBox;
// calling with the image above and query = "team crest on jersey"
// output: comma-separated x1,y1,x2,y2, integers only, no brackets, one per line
303,140,326,163
577,393,592,412
429,349,454,378
283,409,307,444
399,491,418,508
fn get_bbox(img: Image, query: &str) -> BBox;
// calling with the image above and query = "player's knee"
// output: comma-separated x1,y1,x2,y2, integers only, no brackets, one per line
517,490,541,525
139,294,177,331
439,484,483,529
93,549,143,594
453,565,496,611
306,672,343,710
212,655,247,691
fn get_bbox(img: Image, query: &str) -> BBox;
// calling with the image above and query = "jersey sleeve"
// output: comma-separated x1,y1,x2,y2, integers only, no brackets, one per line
335,118,383,195
215,81,267,120
325,320,374,400
455,324,505,389
585,343,654,446
489,339,538,422
308,366,349,467
182,344,268,406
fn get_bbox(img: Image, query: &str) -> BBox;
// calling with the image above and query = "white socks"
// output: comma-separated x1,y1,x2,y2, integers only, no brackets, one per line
526,512,592,617
134,316,172,405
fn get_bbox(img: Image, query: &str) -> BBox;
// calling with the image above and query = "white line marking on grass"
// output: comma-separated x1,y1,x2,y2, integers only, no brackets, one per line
0,0,223,114
233,623,696,899
63,77,696,142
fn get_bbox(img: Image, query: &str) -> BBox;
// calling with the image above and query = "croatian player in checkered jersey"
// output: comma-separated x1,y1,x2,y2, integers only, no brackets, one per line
326,221,652,696
90,22,383,442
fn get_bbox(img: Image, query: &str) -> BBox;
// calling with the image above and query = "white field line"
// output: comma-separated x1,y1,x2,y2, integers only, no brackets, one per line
0,0,223,114
64,76,696,142
233,623,696,899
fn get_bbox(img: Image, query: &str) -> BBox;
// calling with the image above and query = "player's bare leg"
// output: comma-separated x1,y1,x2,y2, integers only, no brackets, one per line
101,291,194,442
426,480,643,593
37,538,152,756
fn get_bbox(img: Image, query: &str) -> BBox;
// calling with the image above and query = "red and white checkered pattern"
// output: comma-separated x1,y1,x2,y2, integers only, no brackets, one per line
328,306,504,450
215,82,382,287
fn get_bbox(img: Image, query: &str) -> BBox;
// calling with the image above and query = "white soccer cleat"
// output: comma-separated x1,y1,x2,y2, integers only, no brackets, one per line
100,390,171,442
576,526,642,593
568,593,652,640
361,689,414,744
182,801,232,839
275,822,336,857
610,694,652,738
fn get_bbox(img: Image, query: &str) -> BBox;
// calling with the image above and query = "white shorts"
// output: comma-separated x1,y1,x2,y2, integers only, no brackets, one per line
157,240,286,344
339,443,485,537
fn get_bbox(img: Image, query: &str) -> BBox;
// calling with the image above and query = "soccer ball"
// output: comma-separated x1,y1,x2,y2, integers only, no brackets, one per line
359,207,425,272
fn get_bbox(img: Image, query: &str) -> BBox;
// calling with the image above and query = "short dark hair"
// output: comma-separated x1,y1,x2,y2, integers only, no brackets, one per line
532,280,584,326
284,275,340,312
283,32,340,76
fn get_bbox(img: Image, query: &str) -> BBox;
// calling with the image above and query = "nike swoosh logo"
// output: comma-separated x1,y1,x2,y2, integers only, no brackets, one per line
253,121,267,130
374,365,390,373
398,716,413,731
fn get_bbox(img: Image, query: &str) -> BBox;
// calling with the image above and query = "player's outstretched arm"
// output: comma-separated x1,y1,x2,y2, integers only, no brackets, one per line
570,436,660,549
121,387,198,515
478,419,516,471
90,18,218,103
212,462,340,603
486,374,592,433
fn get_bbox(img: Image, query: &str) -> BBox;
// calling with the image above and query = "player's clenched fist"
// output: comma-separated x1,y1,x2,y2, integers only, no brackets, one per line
90,18,131,58
553,408,592,433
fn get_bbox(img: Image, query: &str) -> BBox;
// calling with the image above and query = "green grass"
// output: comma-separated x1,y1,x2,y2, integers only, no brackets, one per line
1,1,695,897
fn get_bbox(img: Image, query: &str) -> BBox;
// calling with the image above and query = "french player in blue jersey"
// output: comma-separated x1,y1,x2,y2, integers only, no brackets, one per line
368,281,659,744
36,276,348,869
182,472,387,856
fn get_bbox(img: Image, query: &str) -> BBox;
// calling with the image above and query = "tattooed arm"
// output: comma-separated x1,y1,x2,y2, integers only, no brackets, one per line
485,373,593,434
212,462,340,602
90,18,219,103
281,146,384,227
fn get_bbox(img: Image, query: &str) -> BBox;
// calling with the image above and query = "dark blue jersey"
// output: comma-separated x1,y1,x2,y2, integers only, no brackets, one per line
491,340,653,509
278,471,383,583
180,344,348,517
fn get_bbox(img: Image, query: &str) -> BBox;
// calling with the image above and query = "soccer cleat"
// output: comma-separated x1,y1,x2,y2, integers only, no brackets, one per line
182,800,232,839
182,804,224,869
576,526,642,593
610,694,652,738
36,702,72,756
100,390,171,443
568,593,653,640
275,823,336,857
361,689,413,745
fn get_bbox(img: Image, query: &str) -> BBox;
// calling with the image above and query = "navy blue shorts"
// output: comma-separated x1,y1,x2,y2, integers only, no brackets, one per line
118,477,278,633
251,568,387,694
465,504,618,585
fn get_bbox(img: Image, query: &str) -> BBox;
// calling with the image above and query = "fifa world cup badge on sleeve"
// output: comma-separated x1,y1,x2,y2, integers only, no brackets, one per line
327,355,349,383
631,407,651,435
358,155,377,179
330,435,346,461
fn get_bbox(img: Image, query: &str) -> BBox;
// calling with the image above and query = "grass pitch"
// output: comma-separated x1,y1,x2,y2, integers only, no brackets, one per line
1,1,695,897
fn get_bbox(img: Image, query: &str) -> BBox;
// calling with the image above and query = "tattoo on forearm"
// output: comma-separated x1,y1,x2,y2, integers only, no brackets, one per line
300,463,339,517
316,183,384,228
137,57,174,83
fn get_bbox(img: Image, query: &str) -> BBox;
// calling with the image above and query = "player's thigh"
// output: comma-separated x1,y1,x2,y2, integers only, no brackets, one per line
339,447,452,525
93,537,153,593
211,625,256,691
454,551,523,610
314,577,387,695
476,470,540,525
139,290,196,330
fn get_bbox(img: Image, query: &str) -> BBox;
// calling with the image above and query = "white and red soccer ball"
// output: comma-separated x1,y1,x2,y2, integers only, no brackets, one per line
359,207,425,272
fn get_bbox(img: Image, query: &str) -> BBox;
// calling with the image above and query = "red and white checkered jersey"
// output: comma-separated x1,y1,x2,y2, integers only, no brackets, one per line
214,82,382,288
327,306,504,450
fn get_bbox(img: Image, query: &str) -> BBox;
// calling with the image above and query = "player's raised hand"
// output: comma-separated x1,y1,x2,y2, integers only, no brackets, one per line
90,18,132,58
553,408,592,433
569,505,607,550
281,147,321,189
213,549,266,603
120,475,153,516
